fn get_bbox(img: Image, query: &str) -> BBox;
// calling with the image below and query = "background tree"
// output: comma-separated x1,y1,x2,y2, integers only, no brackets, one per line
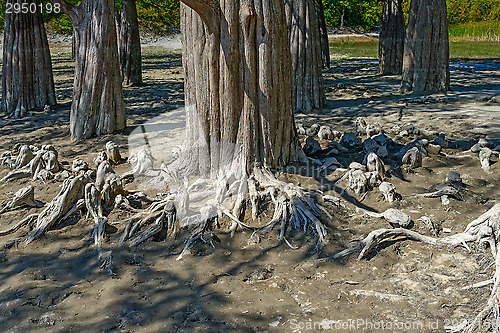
286,0,326,113
51,0,126,140
378,0,405,74
2,0,57,118
316,0,330,69
401,0,450,93
119,0,142,86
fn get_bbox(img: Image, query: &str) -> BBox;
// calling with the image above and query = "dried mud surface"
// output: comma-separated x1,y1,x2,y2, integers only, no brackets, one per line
0,39,499,332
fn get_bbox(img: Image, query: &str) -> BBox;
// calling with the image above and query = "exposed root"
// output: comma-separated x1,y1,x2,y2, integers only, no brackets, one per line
0,186,44,215
25,175,87,244
0,214,38,237
251,167,328,249
1,145,61,182
119,198,176,246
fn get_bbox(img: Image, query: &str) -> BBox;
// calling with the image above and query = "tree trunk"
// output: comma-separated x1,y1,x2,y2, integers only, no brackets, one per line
1,0,56,118
285,0,326,113
378,0,405,75
119,0,142,86
401,0,450,93
71,30,76,61
316,0,330,69
340,6,345,27
52,0,125,140
179,1,304,178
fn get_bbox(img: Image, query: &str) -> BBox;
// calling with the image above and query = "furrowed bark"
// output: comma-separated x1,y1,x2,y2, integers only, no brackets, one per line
1,0,56,118
179,0,304,177
51,0,126,140
286,0,326,112
119,0,142,86
401,0,450,93
379,0,405,75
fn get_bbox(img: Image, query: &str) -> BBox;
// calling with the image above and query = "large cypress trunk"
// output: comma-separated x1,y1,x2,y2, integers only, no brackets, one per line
179,1,304,178
1,0,56,118
401,0,450,93
286,0,326,113
119,0,142,86
378,0,405,75
52,0,125,140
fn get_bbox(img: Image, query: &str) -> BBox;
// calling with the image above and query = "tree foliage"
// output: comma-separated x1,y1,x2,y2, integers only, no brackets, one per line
0,0,498,34
0,0,179,34
320,0,499,29
322,0,383,29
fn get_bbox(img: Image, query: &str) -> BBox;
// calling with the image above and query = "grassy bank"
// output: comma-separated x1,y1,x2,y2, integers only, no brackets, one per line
330,40,500,59
449,21,500,41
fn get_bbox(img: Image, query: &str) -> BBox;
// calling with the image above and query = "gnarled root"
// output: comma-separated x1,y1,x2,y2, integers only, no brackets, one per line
251,168,328,249
1,145,61,182
0,185,44,215
119,198,177,247
25,176,87,244
0,214,38,237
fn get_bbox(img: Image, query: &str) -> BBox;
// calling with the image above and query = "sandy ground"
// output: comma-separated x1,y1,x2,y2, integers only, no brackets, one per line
0,37,499,333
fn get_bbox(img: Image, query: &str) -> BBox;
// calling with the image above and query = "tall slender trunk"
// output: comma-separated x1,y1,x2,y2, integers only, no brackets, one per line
379,0,405,75
119,0,142,86
340,6,345,27
2,0,56,118
401,0,450,93
315,0,330,69
286,0,326,113
52,0,125,140
179,0,304,178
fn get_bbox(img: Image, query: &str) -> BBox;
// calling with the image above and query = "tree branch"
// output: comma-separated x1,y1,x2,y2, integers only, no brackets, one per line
50,0,84,26
180,0,216,27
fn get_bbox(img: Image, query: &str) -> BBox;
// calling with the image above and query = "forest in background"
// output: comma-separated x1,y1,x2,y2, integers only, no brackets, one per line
0,0,498,35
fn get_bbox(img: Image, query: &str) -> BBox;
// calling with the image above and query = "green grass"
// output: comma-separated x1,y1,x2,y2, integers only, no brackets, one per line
329,40,500,59
450,41,500,58
449,21,500,40
329,40,379,59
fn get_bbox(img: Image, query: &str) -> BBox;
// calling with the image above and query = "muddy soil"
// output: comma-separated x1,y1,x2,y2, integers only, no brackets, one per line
0,38,499,333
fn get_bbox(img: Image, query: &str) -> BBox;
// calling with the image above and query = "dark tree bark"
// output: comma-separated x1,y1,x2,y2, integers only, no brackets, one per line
52,0,125,140
179,1,305,177
401,0,450,93
378,0,405,75
119,0,142,86
315,0,330,69
71,30,76,61
1,0,56,118
285,0,326,113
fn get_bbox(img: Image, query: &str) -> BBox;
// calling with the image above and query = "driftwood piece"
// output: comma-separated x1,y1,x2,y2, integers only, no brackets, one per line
414,185,462,200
